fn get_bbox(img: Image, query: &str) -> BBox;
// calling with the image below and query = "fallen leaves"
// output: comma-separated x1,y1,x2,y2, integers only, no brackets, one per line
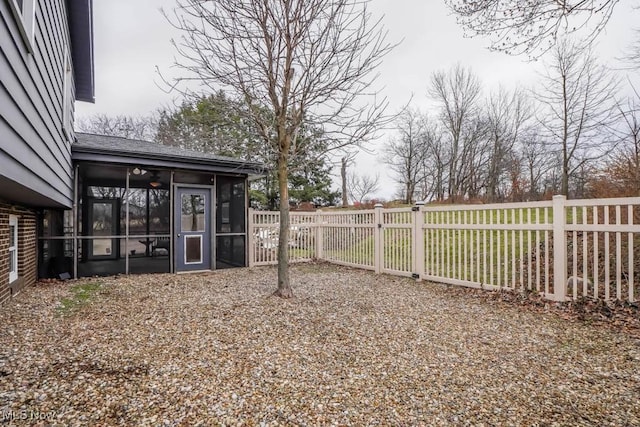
447,283,640,337
0,264,639,425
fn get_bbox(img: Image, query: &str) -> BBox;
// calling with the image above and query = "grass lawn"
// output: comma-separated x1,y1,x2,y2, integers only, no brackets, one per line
0,264,638,426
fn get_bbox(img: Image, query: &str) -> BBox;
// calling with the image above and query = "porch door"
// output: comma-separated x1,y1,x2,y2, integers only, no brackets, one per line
175,187,211,272
88,199,118,260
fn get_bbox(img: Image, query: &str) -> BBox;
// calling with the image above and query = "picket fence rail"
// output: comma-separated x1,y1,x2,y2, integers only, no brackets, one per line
248,195,640,303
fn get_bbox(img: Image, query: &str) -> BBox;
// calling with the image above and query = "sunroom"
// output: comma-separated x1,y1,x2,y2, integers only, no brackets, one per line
38,133,264,279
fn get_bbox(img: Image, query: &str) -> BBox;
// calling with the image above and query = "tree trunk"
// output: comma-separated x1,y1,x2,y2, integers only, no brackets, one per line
274,149,293,298
405,180,414,204
561,162,569,197
561,74,569,197
487,137,500,202
341,157,349,206
529,167,536,200
190,196,199,230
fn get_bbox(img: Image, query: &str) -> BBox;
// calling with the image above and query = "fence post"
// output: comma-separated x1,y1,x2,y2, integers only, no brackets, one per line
247,208,255,267
413,201,425,281
374,203,383,274
551,195,567,301
315,211,323,261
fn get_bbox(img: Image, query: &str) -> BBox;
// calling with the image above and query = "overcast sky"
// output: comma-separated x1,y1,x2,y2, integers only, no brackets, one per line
76,1,639,200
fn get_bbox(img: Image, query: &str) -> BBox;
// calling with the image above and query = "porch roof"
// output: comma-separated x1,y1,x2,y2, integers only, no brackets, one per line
72,133,266,177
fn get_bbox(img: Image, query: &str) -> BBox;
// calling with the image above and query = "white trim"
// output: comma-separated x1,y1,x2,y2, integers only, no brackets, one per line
176,270,211,275
8,215,19,283
8,0,35,54
184,235,203,265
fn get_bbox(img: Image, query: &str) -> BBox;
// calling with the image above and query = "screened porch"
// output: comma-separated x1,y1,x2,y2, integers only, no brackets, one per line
37,133,263,279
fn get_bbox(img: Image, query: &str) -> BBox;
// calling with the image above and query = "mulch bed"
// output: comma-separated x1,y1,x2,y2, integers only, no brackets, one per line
1,263,639,426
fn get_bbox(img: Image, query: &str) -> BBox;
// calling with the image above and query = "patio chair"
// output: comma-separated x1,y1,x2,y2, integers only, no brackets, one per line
151,237,170,256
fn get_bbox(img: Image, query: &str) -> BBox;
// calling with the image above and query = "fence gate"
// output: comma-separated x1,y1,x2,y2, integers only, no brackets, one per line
378,207,414,277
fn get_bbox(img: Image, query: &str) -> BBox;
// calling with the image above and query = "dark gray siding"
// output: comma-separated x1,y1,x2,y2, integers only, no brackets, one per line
0,0,74,208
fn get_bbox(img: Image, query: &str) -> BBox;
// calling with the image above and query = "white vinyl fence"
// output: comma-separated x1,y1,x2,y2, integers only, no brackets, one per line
248,196,640,303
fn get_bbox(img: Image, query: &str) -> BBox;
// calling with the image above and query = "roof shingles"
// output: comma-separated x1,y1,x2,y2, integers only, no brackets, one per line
72,133,265,176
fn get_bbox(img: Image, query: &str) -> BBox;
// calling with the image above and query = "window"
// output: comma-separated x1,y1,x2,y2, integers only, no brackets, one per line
9,216,19,283
181,194,206,232
9,0,35,53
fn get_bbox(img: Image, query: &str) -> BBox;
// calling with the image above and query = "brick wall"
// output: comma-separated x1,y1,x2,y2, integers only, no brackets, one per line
0,201,37,305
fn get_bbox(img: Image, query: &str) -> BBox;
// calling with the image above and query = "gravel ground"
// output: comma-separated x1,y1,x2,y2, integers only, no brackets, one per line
1,263,639,426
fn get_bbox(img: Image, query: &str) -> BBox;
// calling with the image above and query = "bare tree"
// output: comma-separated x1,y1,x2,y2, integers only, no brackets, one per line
504,151,526,201
484,87,532,201
615,86,640,163
340,152,357,207
459,116,489,199
446,0,621,57
348,172,380,204
418,123,448,201
341,157,349,207
76,114,158,141
622,28,640,69
429,64,483,201
384,108,428,204
518,129,555,200
601,85,640,195
166,0,394,297
535,39,619,196
570,156,597,198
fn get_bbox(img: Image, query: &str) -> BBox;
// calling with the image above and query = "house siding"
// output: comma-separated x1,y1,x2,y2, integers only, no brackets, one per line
0,201,38,305
0,0,74,209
